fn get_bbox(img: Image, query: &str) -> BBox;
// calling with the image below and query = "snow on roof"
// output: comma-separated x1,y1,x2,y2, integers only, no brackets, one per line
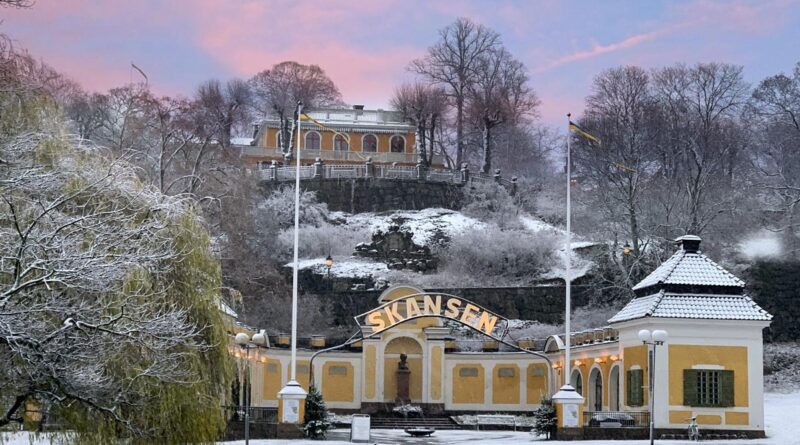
609,290,772,323
261,108,414,132
632,249,745,291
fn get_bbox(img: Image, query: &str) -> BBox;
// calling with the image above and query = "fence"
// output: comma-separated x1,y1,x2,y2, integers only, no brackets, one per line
223,405,278,424
256,158,518,195
583,411,650,428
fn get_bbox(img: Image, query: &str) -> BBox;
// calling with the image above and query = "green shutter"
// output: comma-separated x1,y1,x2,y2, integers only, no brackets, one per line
627,369,643,407
719,370,734,407
683,369,699,406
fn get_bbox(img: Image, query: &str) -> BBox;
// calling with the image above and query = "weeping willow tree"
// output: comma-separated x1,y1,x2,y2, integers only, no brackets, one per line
0,34,233,444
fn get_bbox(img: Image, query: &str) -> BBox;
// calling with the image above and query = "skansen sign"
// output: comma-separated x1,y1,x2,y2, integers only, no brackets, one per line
355,293,509,339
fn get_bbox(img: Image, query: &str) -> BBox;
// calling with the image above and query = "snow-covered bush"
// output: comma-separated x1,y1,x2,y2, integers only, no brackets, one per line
437,227,557,285
276,223,370,260
461,182,522,229
764,342,800,392
258,185,329,229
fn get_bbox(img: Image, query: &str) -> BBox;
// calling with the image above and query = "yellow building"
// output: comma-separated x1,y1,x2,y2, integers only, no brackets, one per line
239,106,444,167
243,235,770,437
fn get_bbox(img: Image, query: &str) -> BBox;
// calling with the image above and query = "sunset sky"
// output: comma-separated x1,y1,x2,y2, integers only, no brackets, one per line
3,0,800,127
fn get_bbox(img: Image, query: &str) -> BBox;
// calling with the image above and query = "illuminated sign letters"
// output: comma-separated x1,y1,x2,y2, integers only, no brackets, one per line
355,293,509,340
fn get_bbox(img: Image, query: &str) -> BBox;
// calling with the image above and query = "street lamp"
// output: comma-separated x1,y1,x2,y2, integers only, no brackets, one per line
235,330,268,445
638,329,668,445
325,254,333,277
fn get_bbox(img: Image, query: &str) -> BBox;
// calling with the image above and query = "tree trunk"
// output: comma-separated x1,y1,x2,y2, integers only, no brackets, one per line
456,95,464,168
416,121,427,166
428,114,437,166
481,119,491,174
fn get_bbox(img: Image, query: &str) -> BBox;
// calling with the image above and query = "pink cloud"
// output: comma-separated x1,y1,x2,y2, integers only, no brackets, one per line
533,31,663,74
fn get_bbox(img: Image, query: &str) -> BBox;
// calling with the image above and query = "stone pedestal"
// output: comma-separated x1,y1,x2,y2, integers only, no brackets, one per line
395,368,411,404
276,380,307,439
553,384,585,440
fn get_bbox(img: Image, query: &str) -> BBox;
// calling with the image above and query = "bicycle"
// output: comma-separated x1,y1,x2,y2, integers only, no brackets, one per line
686,416,700,441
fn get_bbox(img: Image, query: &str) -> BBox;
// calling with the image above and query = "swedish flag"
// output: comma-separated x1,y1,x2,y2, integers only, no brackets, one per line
569,121,601,145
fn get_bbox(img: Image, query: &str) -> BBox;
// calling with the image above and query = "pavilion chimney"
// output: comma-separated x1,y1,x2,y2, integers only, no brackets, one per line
675,235,702,253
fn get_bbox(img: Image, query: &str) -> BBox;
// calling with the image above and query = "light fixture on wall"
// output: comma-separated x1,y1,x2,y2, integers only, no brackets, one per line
574,360,583,366
594,357,606,364
610,355,619,361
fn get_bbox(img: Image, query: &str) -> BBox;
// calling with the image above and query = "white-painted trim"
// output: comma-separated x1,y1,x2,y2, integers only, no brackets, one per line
390,134,407,153
304,130,322,150
608,363,621,411
333,133,349,151
588,364,604,410
361,133,379,152
691,364,725,370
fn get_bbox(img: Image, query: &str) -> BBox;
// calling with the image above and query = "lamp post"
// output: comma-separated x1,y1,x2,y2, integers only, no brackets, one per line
325,254,333,280
638,329,668,445
235,330,268,445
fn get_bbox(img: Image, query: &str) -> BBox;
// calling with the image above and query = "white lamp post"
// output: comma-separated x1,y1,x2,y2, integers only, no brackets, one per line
235,330,268,445
638,329,668,445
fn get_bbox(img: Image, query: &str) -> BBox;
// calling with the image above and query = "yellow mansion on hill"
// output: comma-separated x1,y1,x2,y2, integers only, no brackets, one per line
237,236,771,438
239,106,445,168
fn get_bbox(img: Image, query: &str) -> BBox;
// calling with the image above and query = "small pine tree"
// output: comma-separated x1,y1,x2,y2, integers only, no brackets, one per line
303,385,331,439
532,397,557,439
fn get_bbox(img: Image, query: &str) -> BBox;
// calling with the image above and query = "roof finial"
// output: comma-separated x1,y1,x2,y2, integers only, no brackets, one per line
675,234,702,253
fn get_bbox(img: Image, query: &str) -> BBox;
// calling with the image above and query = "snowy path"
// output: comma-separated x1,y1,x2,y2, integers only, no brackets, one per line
2,393,798,444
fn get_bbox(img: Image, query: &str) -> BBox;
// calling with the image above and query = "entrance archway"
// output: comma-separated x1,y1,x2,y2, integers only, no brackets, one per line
383,336,423,402
609,364,620,411
589,367,603,411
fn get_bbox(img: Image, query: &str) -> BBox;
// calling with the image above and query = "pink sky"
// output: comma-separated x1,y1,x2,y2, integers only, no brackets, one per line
2,0,799,127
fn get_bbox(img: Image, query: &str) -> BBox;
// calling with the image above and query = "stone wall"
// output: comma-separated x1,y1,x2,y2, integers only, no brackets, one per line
261,178,464,213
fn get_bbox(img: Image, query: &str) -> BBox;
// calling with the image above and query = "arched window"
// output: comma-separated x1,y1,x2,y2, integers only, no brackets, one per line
275,131,282,149
390,135,406,153
305,131,321,150
362,134,378,152
589,368,603,411
334,134,349,151
571,369,583,396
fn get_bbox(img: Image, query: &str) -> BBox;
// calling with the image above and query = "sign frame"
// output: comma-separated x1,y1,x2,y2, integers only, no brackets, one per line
353,293,510,341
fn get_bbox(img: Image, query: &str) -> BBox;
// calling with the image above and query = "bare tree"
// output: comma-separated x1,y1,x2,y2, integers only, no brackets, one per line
391,82,447,165
196,78,252,149
652,63,750,235
411,17,500,168
748,62,800,257
466,47,538,173
249,61,342,152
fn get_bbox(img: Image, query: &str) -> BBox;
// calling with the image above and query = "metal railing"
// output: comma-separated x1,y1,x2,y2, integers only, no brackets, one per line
583,411,650,428
239,146,443,165
255,159,518,195
223,405,278,424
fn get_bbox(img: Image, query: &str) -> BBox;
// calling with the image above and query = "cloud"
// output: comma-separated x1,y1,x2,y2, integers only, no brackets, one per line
533,31,663,74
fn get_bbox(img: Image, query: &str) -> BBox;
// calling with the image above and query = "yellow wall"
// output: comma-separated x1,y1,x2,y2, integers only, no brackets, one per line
263,127,415,153
527,363,549,403
623,345,649,406
321,361,355,402
262,358,282,401
667,345,749,407
364,344,376,399
452,364,485,404
430,346,443,401
492,364,520,404
286,360,310,391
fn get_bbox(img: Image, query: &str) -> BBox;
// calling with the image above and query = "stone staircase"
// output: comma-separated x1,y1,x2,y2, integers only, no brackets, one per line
369,416,461,430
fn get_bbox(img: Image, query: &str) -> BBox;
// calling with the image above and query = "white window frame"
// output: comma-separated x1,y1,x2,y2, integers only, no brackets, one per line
361,133,379,152
390,134,406,153
305,130,322,150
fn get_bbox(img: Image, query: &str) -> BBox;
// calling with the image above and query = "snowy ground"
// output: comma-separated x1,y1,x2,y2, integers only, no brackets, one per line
3,393,797,444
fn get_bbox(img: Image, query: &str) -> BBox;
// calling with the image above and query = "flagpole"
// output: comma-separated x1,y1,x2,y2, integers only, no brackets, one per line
564,113,572,385
290,101,303,383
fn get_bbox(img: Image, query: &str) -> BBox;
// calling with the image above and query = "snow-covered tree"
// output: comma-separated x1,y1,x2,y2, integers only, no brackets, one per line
303,385,331,439
1,37,232,444
532,397,556,439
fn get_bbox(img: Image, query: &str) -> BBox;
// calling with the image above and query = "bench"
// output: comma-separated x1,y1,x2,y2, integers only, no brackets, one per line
476,414,518,431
